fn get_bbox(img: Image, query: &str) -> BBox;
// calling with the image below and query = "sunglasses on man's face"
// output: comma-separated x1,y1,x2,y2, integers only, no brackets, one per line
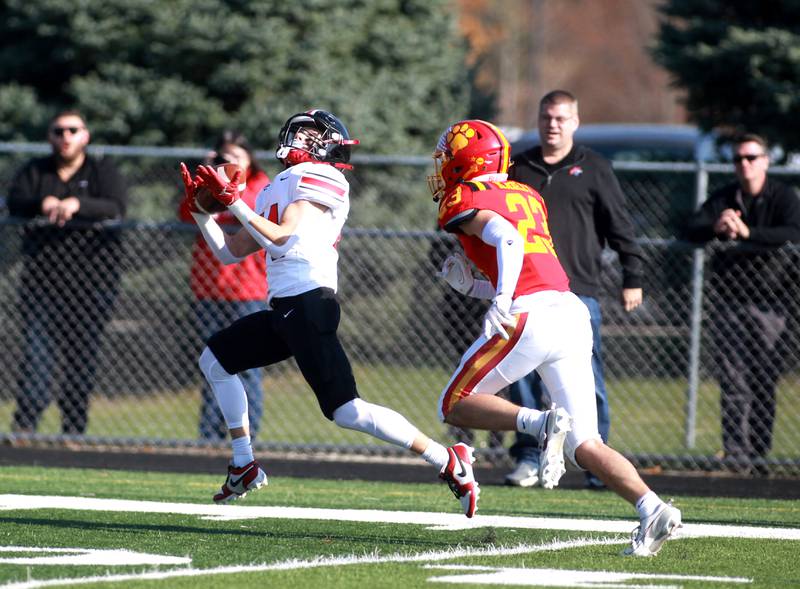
732,154,764,163
50,126,84,137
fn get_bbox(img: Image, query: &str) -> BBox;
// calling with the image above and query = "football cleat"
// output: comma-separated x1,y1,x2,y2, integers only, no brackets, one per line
439,443,480,518
538,406,573,490
213,460,268,504
505,460,540,487
623,502,683,557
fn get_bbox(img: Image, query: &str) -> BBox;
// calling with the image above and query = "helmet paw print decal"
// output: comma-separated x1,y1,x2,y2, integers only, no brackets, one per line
447,124,476,154
428,119,510,200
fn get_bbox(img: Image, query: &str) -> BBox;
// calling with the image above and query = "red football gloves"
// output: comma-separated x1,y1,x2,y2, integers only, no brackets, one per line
179,162,206,215
180,162,198,200
196,165,244,207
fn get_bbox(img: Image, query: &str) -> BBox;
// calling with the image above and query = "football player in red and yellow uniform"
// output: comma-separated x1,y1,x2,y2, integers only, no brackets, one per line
431,120,681,556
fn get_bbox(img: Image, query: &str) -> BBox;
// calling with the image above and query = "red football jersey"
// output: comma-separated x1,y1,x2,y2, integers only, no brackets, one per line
437,179,569,297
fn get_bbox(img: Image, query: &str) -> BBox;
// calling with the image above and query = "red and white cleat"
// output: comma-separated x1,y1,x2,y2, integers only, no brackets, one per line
440,443,480,518
213,460,268,504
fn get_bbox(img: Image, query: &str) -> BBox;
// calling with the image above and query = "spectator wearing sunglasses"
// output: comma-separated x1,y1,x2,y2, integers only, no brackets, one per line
687,133,800,474
8,109,128,436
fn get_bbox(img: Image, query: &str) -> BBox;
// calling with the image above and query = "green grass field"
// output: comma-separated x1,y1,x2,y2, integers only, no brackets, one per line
1,465,799,588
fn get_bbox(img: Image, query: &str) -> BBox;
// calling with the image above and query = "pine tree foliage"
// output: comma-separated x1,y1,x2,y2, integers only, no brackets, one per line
0,0,469,153
653,0,800,154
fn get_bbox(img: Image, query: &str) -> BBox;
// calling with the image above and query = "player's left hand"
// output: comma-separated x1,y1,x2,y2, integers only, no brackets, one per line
622,287,643,312
196,164,243,207
483,294,515,340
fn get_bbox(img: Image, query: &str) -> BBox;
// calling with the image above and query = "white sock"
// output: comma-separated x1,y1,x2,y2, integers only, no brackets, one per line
231,435,254,467
421,441,450,471
635,491,663,519
516,407,547,439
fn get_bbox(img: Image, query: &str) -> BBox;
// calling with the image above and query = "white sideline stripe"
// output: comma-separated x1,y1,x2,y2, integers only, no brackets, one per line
424,565,752,587
0,538,619,589
1,494,799,540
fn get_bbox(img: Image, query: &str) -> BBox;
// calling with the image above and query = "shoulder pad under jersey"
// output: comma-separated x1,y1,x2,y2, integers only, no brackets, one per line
290,162,348,210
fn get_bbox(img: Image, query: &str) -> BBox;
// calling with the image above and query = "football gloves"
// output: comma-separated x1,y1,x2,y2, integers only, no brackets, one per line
438,252,474,295
196,164,244,207
179,162,198,200
483,293,515,340
179,162,213,215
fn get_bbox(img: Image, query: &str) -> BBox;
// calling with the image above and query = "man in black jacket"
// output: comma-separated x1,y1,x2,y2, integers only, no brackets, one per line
8,109,128,435
503,90,645,489
686,133,800,472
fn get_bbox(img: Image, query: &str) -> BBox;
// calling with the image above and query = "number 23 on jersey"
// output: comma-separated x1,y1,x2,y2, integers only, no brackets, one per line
505,192,558,257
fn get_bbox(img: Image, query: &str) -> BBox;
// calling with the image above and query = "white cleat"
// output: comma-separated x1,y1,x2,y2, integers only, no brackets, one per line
623,502,683,556
538,406,572,490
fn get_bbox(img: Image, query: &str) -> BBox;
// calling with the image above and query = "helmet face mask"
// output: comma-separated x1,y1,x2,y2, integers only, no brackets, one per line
289,127,323,151
427,151,447,202
276,110,359,169
277,125,325,166
427,120,510,201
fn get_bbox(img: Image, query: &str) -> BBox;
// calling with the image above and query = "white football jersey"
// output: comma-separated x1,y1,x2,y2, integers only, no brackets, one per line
254,161,350,301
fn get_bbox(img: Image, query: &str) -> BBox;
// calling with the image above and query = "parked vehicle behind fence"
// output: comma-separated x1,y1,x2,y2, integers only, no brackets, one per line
507,123,722,163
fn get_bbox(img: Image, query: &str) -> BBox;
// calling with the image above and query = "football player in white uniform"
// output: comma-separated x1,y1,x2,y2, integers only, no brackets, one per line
180,110,479,517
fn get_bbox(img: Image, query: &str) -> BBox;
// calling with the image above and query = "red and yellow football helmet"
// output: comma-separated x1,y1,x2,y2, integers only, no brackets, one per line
427,119,511,201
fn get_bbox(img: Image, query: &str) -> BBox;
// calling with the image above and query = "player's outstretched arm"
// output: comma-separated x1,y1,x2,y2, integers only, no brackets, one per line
193,214,260,264
179,163,257,264
196,164,301,258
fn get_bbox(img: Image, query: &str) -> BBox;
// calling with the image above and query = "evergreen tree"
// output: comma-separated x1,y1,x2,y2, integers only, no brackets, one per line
652,0,800,155
0,0,469,154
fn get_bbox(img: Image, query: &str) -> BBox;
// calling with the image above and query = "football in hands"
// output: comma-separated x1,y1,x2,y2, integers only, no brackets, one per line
194,163,245,214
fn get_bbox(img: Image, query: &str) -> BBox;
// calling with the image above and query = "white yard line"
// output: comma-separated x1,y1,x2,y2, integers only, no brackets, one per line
424,565,752,587
1,494,798,540
0,538,619,589
0,547,189,566
0,494,783,588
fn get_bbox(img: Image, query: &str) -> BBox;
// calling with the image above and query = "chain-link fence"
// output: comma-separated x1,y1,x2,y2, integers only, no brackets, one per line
1,144,799,477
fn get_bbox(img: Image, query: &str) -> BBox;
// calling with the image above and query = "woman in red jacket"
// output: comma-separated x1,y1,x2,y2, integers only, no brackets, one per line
179,131,270,440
